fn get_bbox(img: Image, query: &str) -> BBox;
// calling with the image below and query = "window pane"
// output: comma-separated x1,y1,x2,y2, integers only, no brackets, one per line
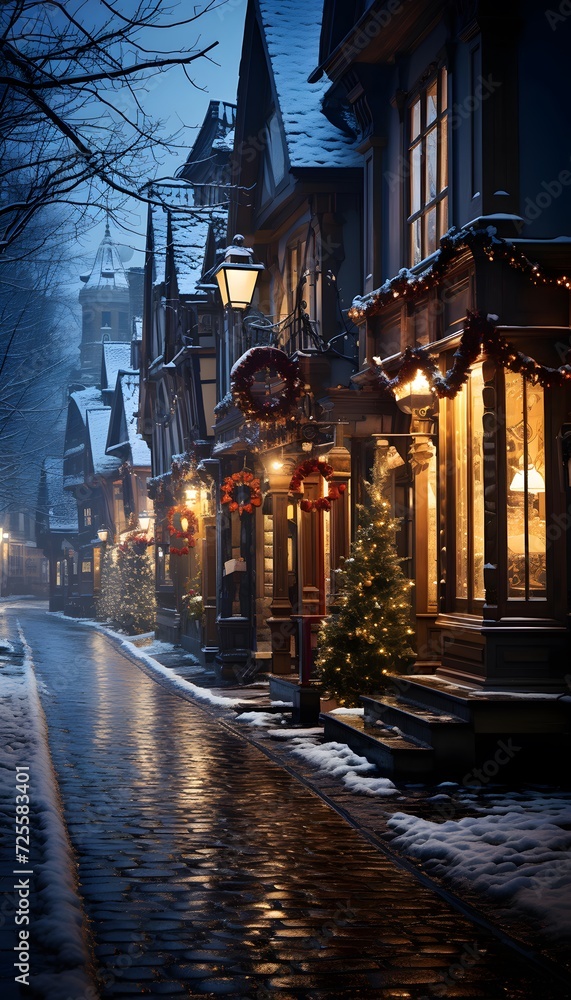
439,197,448,238
471,367,485,600
412,217,422,265
454,389,468,599
505,374,546,600
440,67,448,111
427,449,438,610
410,142,421,215
426,81,437,125
425,127,437,203
439,114,448,192
410,100,421,140
526,385,546,599
425,207,437,256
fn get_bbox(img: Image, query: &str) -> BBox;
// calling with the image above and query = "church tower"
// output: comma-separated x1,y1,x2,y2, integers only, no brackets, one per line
78,219,131,384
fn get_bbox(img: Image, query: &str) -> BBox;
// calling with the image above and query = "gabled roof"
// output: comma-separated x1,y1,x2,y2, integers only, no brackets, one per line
80,219,129,292
177,101,237,183
69,386,103,424
101,342,132,392
256,0,360,169
39,458,78,533
106,372,151,468
86,407,120,477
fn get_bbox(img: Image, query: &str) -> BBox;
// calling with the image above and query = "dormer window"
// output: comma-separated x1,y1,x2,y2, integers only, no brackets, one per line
260,112,286,205
408,68,449,265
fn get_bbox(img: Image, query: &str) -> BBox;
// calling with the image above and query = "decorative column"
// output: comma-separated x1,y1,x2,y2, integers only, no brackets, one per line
326,432,351,610
265,465,295,675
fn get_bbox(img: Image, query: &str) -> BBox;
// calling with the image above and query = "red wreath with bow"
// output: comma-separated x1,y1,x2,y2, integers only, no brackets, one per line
221,470,263,516
289,458,347,513
167,505,199,555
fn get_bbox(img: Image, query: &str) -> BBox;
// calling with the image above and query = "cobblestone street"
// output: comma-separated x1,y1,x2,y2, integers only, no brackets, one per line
11,605,571,998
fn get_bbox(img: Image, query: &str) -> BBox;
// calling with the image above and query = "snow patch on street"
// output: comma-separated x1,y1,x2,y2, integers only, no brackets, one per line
235,711,286,727
0,622,95,998
291,740,398,797
388,792,571,934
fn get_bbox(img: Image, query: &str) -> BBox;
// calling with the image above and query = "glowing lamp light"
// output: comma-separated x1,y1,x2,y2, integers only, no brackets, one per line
509,463,546,494
213,235,264,310
394,371,434,414
180,516,189,533
185,486,198,503
97,526,109,543
138,511,151,533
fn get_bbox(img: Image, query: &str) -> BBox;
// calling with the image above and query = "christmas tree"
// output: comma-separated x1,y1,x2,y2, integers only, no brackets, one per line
316,452,416,706
97,536,156,634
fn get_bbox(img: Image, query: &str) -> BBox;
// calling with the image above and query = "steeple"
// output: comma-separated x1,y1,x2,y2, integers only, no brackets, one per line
78,221,132,385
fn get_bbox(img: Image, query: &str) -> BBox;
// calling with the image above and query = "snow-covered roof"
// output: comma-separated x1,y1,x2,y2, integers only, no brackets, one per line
86,407,120,476
257,0,360,169
115,373,151,468
170,209,227,296
80,220,129,292
41,458,78,532
69,386,103,424
102,342,132,392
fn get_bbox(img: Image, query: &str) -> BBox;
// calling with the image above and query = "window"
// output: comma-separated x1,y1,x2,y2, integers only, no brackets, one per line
408,68,449,265
451,365,485,608
81,560,92,574
83,506,92,527
118,311,128,334
505,373,546,601
101,311,111,329
260,112,286,205
9,544,24,576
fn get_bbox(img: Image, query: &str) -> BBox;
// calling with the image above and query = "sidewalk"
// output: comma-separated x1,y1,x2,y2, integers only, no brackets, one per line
115,628,571,979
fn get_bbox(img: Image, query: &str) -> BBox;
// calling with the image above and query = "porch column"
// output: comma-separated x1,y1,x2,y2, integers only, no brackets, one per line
266,469,294,675
326,436,351,609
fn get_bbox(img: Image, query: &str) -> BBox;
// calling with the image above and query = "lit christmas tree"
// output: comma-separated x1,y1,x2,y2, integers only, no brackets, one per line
316,453,416,706
97,536,156,634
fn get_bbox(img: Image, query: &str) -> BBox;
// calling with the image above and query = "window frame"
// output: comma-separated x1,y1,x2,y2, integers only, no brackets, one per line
407,67,449,267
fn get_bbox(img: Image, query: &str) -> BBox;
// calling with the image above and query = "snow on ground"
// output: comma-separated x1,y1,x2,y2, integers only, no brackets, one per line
329,707,365,716
290,739,399,797
0,620,94,998
388,789,571,936
235,711,286,727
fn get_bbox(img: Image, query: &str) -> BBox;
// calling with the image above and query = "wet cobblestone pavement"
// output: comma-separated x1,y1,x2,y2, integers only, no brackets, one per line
15,607,571,998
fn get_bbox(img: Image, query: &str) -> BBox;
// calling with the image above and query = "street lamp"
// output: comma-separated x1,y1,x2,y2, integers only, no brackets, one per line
213,235,264,311
138,511,152,533
394,371,435,416
97,526,109,544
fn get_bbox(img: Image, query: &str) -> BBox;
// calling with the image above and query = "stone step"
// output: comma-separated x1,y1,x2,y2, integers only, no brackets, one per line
385,673,571,733
320,712,434,780
361,694,474,767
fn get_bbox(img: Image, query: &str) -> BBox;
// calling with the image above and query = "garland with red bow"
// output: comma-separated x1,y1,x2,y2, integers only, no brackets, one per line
221,470,263,516
167,505,199,555
231,347,303,421
289,457,347,513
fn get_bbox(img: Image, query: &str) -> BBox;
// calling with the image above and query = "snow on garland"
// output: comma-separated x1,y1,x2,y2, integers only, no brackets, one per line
349,224,571,322
373,311,571,401
231,347,303,421
289,457,347,513
221,470,262,516
167,504,199,555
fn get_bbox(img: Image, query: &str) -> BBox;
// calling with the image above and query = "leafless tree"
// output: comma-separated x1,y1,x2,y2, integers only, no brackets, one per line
0,0,223,256
0,217,80,513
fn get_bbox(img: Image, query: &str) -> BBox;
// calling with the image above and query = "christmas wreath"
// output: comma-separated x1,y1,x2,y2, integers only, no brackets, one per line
221,470,262,516
289,457,347,513
231,347,303,421
167,505,199,555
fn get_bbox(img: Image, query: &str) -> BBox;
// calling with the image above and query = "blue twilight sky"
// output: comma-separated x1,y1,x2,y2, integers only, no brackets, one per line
78,0,247,269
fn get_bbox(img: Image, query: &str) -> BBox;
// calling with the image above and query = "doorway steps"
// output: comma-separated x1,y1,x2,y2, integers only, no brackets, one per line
320,673,571,781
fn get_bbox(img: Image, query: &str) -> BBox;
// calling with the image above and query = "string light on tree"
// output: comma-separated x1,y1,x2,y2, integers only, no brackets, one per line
315,453,416,706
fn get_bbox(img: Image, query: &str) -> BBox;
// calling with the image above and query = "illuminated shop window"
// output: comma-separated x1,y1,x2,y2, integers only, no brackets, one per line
452,366,485,606
505,372,546,601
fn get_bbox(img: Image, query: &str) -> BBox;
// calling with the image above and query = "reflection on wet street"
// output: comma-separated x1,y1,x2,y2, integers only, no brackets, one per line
15,606,568,998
